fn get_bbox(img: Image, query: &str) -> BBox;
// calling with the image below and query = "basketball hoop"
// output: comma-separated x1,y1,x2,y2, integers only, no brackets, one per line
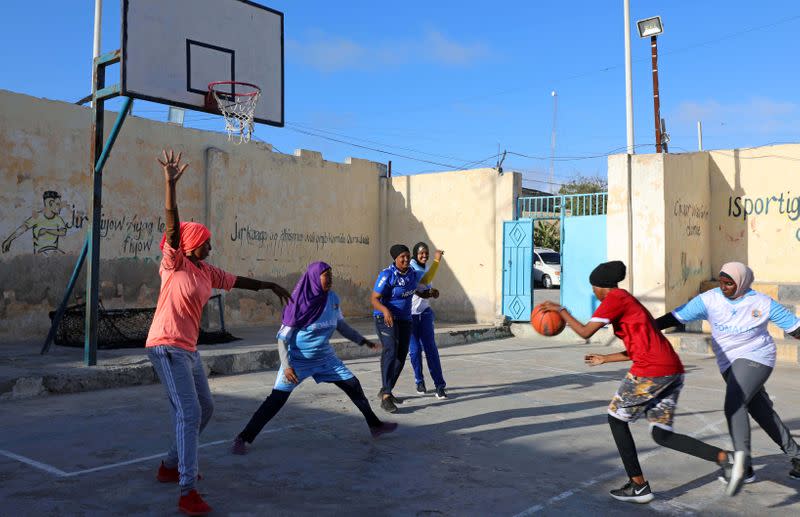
205,81,261,143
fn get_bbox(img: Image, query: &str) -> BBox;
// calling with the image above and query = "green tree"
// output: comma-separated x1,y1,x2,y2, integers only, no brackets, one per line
558,175,608,215
534,220,560,252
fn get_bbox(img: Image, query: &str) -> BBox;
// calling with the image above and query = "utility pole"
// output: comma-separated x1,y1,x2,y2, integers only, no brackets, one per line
651,35,663,153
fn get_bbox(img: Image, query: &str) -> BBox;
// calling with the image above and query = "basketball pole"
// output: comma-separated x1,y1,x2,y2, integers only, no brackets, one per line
43,49,130,360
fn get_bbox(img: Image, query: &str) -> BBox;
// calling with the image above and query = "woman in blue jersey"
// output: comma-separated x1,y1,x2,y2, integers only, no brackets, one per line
409,242,447,399
657,262,800,496
371,244,439,413
232,261,397,454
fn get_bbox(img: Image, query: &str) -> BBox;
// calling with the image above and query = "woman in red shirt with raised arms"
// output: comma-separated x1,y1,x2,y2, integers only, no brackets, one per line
542,261,732,504
146,150,291,516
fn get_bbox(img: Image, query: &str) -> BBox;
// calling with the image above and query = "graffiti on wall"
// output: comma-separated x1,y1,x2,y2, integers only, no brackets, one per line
230,218,371,251
673,198,709,237
727,193,800,241
1,190,169,258
1,191,78,254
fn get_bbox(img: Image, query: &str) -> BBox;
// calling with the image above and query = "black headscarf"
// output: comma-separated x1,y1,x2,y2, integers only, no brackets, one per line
390,244,410,260
589,261,627,287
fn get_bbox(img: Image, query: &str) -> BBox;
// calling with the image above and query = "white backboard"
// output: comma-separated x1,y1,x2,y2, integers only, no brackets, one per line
122,0,284,127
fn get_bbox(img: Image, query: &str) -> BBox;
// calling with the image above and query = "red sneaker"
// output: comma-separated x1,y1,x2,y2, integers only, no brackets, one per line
178,489,212,516
157,461,179,483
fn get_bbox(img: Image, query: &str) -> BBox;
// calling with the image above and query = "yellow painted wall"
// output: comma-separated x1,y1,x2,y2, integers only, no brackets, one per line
663,152,711,310
383,169,520,323
608,144,798,318
0,90,517,343
709,145,800,283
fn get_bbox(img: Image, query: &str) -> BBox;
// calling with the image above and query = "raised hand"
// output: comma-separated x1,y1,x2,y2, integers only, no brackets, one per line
434,250,444,261
158,149,189,183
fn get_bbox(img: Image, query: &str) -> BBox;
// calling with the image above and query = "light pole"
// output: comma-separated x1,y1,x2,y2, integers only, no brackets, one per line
623,0,634,154
549,90,557,194
637,16,665,153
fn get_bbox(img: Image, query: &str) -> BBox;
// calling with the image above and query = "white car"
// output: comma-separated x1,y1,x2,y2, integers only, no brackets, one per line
533,248,561,289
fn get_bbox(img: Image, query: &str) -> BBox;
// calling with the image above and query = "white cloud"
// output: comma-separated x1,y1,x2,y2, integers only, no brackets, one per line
672,97,798,134
287,29,491,72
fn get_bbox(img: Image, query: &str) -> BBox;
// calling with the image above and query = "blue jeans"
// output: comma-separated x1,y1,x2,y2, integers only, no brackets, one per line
375,316,412,395
148,346,214,494
410,309,446,388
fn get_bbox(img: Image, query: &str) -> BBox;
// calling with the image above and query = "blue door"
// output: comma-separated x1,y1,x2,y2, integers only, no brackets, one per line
502,219,533,321
561,215,607,322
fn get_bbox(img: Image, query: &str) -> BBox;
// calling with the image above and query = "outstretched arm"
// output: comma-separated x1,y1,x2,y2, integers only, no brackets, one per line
419,250,443,284
1,220,32,253
158,149,189,250
336,319,380,349
233,276,291,305
654,312,683,331
585,351,630,366
540,301,605,339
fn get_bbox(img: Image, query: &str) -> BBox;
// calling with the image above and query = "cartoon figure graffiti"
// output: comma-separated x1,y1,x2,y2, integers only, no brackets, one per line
2,191,68,254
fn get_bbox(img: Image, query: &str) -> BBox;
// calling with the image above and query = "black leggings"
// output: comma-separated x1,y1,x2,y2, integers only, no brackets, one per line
238,376,382,443
608,414,722,478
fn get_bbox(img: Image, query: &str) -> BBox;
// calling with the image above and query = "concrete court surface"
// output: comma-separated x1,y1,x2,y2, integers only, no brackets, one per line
2,336,800,516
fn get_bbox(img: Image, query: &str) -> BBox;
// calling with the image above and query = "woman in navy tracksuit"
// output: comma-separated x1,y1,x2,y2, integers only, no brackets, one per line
371,244,438,413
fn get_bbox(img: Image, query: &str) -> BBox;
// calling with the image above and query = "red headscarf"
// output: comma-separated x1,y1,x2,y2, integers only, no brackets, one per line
160,222,211,252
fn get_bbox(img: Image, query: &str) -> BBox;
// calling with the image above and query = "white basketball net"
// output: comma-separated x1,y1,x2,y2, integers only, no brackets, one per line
209,85,261,144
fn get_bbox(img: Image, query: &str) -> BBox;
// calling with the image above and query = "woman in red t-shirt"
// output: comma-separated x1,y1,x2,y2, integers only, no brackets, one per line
541,261,731,504
147,150,292,516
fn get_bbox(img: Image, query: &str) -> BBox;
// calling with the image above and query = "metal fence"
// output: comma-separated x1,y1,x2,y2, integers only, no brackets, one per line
517,192,607,220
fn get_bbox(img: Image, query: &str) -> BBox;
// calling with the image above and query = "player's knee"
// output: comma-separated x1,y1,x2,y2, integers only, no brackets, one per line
651,425,671,445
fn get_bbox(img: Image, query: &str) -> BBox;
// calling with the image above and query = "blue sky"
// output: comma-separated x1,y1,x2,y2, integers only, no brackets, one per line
1,1,798,191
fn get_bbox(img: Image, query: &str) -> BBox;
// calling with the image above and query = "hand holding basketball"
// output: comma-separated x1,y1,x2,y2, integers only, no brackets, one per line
530,303,566,337
158,149,189,183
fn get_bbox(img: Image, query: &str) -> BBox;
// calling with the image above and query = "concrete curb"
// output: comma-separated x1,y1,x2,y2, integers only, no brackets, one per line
1,324,513,400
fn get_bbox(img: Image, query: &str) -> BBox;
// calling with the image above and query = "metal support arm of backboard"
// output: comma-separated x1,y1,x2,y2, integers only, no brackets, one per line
40,50,132,363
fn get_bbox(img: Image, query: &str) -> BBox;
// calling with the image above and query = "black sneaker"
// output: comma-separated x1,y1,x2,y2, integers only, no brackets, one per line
416,381,427,395
380,396,397,413
390,394,404,405
609,480,654,504
435,387,448,399
789,457,800,479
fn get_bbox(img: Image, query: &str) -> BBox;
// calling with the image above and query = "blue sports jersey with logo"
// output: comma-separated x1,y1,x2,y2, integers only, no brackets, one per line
277,292,344,363
373,264,422,321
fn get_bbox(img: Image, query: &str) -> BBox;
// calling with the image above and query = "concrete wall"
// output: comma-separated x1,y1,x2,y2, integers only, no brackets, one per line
0,90,518,344
607,144,798,316
383,169,520,323
709,145,800,283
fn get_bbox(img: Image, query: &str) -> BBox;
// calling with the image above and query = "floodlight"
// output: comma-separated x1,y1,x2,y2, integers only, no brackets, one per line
637,16,663,38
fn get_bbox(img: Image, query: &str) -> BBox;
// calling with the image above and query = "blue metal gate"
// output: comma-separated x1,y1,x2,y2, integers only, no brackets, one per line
506,193,607,322
502,219,533,321
561,214,607,321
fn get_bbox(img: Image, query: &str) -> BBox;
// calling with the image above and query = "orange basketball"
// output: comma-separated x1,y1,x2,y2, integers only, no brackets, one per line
530,304,566,336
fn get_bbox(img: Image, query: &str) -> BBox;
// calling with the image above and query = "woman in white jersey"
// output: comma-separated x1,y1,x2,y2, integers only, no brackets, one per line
409,243,446,398
657,262,800,496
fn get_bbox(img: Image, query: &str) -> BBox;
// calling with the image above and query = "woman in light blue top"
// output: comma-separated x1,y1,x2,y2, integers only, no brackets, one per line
232,262,397,454
657,262,800,495
409,242,447,399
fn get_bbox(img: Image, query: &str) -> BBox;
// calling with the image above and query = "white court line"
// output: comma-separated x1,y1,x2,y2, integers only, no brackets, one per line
1,413,350,478
0,449,69,477
510,415,729,517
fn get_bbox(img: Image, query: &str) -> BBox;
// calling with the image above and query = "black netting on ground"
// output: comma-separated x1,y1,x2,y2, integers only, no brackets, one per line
48,303,239,349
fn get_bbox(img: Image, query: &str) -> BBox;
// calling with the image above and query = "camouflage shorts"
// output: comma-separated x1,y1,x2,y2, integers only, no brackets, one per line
608,372,684,430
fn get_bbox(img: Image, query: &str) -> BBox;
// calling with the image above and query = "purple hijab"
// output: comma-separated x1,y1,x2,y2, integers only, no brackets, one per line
281,261,331,328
